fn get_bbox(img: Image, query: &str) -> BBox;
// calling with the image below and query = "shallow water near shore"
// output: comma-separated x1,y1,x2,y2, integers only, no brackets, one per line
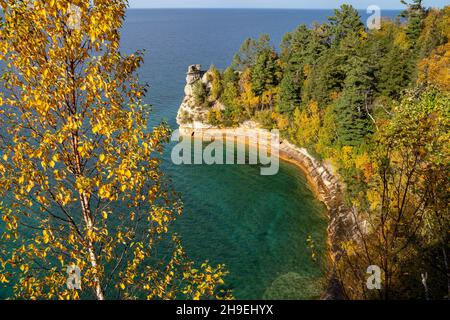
164,139,328,299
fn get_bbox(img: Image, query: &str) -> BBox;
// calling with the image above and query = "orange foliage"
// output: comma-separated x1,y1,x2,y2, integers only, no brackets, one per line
418,42,450,91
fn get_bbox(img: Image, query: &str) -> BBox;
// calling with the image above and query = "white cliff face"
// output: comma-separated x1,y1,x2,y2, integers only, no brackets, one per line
176,65,215,129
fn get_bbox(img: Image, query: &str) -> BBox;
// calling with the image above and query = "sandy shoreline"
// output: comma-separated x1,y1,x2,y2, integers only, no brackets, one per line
178,125,341,208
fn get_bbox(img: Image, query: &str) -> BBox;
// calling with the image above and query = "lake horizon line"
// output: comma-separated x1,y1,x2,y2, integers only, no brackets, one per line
126,8,405,11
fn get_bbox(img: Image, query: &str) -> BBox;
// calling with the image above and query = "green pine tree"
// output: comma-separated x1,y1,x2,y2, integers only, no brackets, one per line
232,34,272,71
251,49,280,96
334,35,374,146
278,70,301,113
401,0,426,45
328,4,364,44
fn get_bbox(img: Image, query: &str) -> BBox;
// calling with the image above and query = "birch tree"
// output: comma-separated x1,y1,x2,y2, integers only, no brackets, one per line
0,0,229,300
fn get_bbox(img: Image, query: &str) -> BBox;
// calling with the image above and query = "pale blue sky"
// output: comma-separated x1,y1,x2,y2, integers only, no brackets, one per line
129,0,447,10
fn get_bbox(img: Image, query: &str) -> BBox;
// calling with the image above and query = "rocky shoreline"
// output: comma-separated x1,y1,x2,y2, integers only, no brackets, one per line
177,65,353,300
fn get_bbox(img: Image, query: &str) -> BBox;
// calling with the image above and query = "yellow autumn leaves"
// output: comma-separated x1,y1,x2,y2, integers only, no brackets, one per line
0,0,230,301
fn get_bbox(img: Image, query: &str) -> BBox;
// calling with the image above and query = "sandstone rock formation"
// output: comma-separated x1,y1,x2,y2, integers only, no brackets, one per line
177,65,214,129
